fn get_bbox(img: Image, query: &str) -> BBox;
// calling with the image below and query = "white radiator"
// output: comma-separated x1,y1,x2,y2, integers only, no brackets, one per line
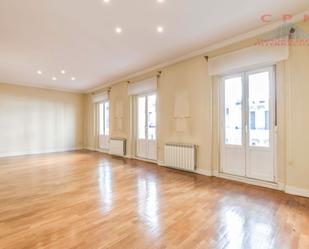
109,138,126,157
164,143,197,171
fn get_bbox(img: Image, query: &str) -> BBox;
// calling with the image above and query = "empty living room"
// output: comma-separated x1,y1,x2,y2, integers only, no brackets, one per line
1,0,309,248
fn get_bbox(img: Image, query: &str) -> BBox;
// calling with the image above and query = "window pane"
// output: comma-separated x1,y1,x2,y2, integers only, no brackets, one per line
104,102,109,135
248,72,270,147
224,77,242,145
99,103,104,135
137,96,146,139
147,94,156,140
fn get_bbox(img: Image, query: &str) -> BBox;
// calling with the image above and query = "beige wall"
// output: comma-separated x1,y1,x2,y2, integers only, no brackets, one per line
84,94,96,150
157,57,212,170
0,83,85,156
262,21,309,191
109,82,132,156
286,24,309,190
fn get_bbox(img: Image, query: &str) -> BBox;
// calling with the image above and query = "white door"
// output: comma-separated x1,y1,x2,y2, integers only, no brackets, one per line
220,74,246,176
220,67,275,182
98,101,110,151
136,93,157,161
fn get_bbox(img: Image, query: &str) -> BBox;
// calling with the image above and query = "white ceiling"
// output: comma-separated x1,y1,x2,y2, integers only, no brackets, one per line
0,0,308,92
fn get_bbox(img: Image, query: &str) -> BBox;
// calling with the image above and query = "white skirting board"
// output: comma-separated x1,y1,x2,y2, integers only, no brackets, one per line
214,172,283,191
157,161,164,166
96,148,109,154
285,186,309,198
196,168,213,176
132,156,157,164
84,147,96,151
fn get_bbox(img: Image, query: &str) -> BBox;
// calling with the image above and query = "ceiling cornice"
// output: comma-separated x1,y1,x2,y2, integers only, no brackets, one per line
0,80,85,94
88,9,309,94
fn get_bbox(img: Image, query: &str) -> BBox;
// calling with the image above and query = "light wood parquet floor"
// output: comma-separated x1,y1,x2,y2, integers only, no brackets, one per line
0,151,308,249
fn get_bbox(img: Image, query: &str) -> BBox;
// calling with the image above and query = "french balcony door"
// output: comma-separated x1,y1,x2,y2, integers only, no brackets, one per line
98,101,110,151
220,67,276,182
136,93,157,161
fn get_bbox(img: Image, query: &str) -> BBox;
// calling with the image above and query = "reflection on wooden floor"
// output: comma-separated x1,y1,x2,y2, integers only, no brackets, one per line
0,151,308,249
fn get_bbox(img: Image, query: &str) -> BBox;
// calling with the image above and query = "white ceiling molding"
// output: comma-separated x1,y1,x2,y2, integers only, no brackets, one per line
127,77,157,96
88,10,308,93
0,80,84,94
91,91,109,103
208,43,289,76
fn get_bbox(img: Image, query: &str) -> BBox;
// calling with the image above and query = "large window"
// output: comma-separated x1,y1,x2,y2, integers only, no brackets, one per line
99,101,109,136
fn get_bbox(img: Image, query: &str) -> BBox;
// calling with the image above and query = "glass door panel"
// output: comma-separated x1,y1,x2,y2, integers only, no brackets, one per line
98,101,110,150
224,76,243,146
147,94,156,140
99,103,104,136
248,72,270,147
137,96,146,139
104,102,110,136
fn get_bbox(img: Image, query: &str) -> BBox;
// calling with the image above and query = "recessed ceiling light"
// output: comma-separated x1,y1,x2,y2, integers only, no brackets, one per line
115,27,122,34
52,77,57,81
157,26,164,33
157,0,165,3
71,77,76,81
61,70,66,74
37,70,42,75
103,0,110,3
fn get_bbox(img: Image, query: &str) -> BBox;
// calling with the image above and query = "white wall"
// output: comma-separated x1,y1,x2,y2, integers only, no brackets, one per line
0,83,85,157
